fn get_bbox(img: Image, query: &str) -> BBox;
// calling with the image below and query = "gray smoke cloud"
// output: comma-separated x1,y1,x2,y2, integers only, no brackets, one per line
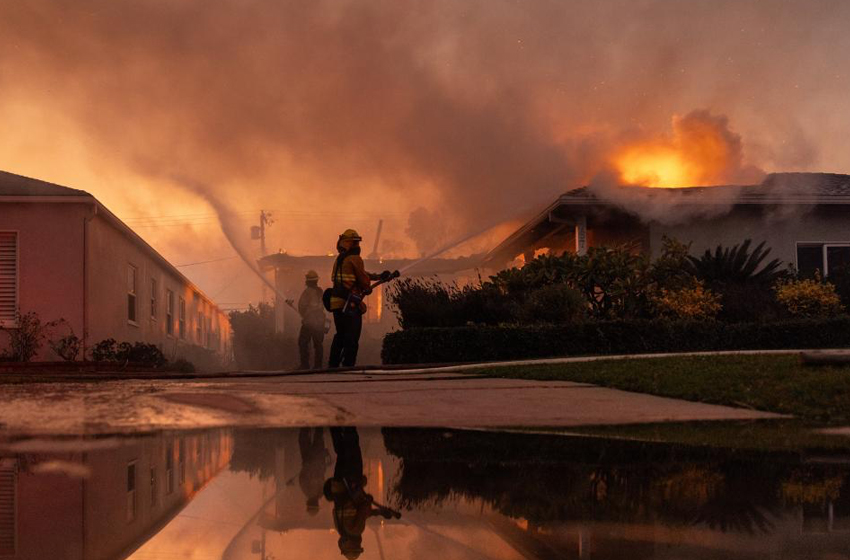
0,0,847,262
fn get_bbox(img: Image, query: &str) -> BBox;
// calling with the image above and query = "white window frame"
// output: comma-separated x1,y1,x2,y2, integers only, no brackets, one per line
0,232,19,328
150,277,158,320
126,461,137,523
795,242,850,276
165,442,175,495
178,297,186,340
127,264,138,326
165,290,175,337
150,466,157,508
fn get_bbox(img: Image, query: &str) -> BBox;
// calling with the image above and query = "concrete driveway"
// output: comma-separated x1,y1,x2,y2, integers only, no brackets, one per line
0,368,782,436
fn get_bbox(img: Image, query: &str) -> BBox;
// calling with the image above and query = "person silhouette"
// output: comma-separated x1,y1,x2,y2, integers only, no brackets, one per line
298,427,329,515
323,427,399,559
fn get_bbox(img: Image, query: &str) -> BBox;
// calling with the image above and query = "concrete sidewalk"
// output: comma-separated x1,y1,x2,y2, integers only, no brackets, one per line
0,367,784,436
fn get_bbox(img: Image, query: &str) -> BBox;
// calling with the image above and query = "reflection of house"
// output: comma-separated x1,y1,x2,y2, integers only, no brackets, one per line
484,173,850,276
258,253,482,334
0,429,232,560
0,170,232,362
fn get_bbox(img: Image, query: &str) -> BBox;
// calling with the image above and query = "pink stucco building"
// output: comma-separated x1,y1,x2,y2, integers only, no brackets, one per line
0,170,231,363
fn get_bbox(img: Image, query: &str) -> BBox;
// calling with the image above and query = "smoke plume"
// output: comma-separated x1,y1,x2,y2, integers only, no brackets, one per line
0,0,848,298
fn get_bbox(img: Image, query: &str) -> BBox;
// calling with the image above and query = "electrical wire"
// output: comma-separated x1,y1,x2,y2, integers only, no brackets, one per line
175,255,239,267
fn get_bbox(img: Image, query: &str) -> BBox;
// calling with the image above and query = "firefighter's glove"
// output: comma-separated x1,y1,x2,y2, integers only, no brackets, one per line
379,270,392,281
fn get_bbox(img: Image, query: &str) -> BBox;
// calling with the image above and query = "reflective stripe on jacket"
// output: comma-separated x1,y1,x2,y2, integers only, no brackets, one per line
330,254,372,311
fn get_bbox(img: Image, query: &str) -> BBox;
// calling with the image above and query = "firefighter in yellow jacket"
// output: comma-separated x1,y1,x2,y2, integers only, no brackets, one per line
329,229,389,368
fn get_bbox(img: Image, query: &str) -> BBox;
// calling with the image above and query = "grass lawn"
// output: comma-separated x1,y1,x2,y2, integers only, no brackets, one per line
471,354,850,424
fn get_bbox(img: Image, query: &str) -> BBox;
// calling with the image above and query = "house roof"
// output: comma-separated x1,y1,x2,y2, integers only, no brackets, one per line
557,173,850,206
0,170,92,197
484,172,850,267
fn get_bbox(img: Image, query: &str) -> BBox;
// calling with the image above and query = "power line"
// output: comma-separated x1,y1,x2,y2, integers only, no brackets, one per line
175,255,239,267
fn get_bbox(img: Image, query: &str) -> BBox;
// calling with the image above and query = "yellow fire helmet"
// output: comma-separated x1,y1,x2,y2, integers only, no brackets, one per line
305,270,320,281
339,229,362,242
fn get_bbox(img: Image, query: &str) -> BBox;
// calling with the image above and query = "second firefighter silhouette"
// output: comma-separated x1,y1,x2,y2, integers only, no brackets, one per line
297,270,328,370
327,229,393,368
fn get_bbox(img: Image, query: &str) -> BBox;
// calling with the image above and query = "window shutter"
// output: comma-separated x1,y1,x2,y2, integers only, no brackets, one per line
0,459,16,556
0,233,17,326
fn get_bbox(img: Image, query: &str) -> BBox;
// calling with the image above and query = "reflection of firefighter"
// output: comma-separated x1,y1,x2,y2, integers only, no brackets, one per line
327,230,391,368
298,427,329,515
297,270,327,370
324,427,401,559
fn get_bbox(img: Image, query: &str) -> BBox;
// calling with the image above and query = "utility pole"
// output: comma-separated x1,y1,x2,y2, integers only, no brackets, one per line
251,210,273,302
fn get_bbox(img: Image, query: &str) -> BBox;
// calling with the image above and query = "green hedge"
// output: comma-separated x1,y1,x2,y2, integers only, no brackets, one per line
381,317,850,364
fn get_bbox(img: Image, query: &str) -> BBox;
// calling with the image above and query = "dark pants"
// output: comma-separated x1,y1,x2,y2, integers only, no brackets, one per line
328,311,362,368
298,325,324,369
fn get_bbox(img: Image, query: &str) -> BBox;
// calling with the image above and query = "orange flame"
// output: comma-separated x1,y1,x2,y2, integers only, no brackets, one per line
613,111,748,189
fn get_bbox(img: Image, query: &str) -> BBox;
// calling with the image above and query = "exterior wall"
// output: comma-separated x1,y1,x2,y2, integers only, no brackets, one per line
84,430,233,560
649,206,850,268
0,430,232,560
0,201,89,359
85,212,232,365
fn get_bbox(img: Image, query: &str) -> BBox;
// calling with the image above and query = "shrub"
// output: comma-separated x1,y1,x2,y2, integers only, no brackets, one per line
90,338,119,362
229,303,298,369
45,318,82,361
654,283,722,320
386,278,518,328
89,339,167,367
519,284,586,324
685,239,786,287
775,278,844,318
0,312,47,362
382,317,850,364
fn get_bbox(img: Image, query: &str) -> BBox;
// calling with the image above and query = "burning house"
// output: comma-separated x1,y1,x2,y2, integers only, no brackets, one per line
0,170,232,364
485,173,850,277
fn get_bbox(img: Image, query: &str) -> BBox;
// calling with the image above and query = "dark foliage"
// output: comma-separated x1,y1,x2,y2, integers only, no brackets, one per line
89,338,167,367
381,428,821,532
0,312,46,362
229,303,297,370
686,239,786,287
382,317,850,364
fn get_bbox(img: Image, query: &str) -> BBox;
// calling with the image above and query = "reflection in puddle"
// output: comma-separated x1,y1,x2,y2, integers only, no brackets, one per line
2,427,850,558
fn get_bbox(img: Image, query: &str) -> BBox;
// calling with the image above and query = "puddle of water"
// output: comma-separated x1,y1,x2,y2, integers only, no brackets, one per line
2,427,850,559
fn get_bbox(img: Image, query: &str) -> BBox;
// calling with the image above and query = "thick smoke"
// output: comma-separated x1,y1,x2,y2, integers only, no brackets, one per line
0,0,847,273
589,109,765,224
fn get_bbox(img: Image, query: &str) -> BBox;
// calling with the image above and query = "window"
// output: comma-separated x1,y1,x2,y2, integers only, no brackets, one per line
165,442,174,495
150,467,157,507
126,463,137,522
197,311,203,343
178,440,186,485
0,459,16,556
166,290,174,336
797,243,850,277
150,278,158,319
127,265,138,324
178,297,186,340
0,233,18,327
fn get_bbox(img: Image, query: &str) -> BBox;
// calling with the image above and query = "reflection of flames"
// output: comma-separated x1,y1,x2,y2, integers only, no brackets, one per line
613,110,753,189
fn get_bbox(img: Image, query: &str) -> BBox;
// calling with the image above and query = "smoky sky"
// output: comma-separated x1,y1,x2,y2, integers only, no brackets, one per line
1,0,849,257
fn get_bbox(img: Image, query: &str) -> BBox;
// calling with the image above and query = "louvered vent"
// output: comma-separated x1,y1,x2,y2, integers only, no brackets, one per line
0,233,17,326
0,459,16,556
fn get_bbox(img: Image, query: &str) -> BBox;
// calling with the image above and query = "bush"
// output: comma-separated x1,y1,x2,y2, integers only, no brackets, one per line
653,282,722,320
46,318,82,361
89,338,167,367
775,278,844,318
381,317,850,364
0,312,47,362
386,278,517,328
229,303,297,369
519,284,586,324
